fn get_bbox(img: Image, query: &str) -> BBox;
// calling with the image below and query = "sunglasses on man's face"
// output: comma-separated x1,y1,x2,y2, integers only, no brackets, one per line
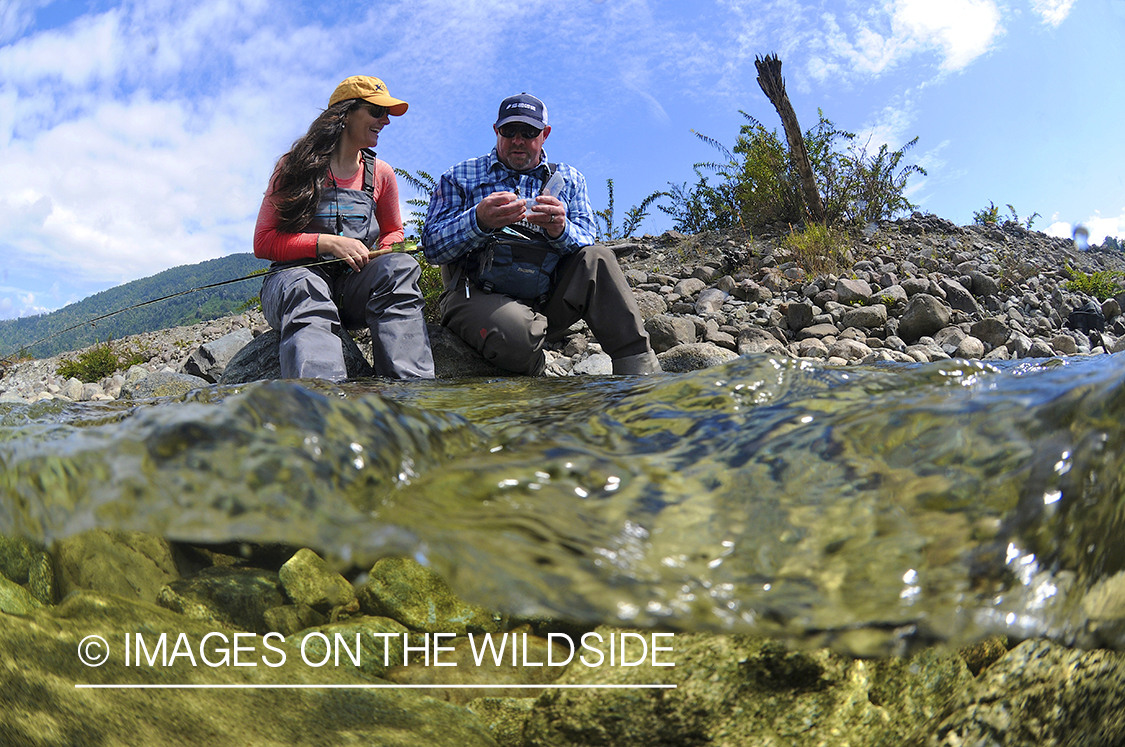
498,124,542,140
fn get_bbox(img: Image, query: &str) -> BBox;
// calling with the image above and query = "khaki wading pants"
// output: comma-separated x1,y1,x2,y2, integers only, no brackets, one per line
439,244,651,375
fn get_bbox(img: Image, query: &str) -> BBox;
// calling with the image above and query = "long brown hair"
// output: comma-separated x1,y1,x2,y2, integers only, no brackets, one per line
270,99,364,233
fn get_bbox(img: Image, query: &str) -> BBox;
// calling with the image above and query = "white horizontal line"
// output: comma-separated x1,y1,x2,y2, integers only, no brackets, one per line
75,683,676,690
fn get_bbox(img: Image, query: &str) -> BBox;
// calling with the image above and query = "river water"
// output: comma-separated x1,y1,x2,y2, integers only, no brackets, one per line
3,352,1125,656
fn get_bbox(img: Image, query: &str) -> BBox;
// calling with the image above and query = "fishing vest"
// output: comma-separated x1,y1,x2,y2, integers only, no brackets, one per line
462,163,561,304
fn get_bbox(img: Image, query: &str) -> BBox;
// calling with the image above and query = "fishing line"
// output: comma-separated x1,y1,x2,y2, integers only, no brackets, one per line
1,246,424,365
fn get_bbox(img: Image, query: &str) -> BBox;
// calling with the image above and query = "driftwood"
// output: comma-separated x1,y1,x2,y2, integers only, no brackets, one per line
754,53,825,223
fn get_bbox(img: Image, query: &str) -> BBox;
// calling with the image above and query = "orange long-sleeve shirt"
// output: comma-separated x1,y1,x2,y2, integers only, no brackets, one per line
253,158,404,262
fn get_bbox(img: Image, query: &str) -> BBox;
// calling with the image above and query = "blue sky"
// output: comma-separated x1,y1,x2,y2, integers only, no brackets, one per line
1,0,1123,319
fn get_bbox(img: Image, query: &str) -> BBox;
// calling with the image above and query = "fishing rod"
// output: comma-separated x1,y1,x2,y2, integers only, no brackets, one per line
0,243,426,366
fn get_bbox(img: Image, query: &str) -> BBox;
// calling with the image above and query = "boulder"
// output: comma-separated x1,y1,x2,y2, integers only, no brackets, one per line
658,342,740,371
220,328,373,385
645,314,697,353
898,294,952,343
183,328,255,383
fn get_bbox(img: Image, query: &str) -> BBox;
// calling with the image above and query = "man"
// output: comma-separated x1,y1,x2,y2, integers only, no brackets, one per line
422,93,660,376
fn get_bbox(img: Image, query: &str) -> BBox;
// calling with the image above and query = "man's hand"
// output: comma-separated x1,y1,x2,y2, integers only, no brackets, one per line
476,191,527,231
526,194,566,239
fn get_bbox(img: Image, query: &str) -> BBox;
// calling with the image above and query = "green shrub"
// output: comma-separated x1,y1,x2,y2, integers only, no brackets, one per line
1064,265,1124,299
56,340,146,383
660,111,925,233
416,255,444,323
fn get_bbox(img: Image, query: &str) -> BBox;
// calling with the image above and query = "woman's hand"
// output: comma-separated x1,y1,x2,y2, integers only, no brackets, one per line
316,233,375,272
526,195,566,239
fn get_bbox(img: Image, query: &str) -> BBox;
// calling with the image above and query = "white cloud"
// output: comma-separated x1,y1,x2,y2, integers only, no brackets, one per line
1046,210,1124,246
809,0,1004,81
1030,0,1076,26
0,0,52,43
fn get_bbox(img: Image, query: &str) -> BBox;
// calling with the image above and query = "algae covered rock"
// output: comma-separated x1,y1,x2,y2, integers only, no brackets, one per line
0,590,500,747
157,565,285,633
521,629,975,747
277,547,357,615
358,556,501,635
53,529,181,604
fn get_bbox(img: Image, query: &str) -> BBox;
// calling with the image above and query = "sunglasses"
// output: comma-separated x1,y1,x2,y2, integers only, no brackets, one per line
498,124,542,140
360,103,388,118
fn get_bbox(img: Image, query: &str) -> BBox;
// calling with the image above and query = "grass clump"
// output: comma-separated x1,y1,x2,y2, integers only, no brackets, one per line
1064,265,1124,300
779,223,851,276
56,340,147,383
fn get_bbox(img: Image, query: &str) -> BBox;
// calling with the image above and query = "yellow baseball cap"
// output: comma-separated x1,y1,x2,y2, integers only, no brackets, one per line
328,76,408,115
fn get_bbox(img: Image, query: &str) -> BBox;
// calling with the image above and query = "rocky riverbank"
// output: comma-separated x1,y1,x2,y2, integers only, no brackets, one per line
3,214,1124,402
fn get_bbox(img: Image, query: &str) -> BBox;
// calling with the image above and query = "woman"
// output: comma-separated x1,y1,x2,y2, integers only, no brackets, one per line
253,75,434,380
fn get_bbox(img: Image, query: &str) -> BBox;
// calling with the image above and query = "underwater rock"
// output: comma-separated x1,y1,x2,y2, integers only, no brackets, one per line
358,557,501,636
121,371,210,399
53,529,181,604
382,626,570,705
466,697,536,747
0,534,36,584
157,565,285,634
277,548,357,615
921,638,1125,746
0,574,42,616
0,590,499,747
295,615,410,679
520,629,975,747
262,603,326,637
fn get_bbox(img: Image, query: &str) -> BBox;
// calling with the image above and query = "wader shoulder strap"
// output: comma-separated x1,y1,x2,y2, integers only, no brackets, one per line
360,149,377,197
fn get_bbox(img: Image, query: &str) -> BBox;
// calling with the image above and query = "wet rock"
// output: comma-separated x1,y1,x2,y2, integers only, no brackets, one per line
296,615,411,679
358,557,501,635
263,603,327,636
0,590,499,746
28,551,56,605
384,626,570,704
121,371,210,399
278,548,357,615
921,639,1125,747
521,630,975,747
0,535,36,584
157,565,286,634
53,529,180,604
827,338,873,361
0,574,43,615
466,697,536,747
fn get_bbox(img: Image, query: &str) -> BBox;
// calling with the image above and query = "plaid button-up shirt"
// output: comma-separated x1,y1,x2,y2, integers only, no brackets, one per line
421,148,597,266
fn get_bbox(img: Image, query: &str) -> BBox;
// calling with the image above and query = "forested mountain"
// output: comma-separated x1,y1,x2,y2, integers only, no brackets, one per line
0,253,270,359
